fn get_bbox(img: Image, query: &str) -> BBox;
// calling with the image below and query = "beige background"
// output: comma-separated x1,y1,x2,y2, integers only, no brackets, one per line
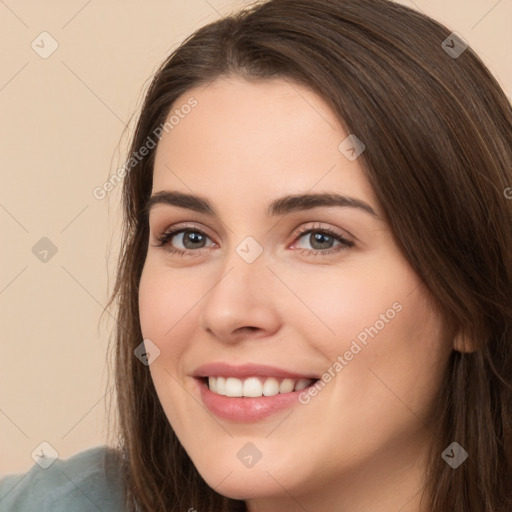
1,0,511,475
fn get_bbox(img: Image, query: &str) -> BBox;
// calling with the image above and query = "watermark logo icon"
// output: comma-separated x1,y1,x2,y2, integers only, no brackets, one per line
237,442,262,468
236,236,263,264
134,339,161,366
441,32,468,59
31,32,59,59
31,441,59,469
32,237,58,263
338,134,365,161
441,442,468,468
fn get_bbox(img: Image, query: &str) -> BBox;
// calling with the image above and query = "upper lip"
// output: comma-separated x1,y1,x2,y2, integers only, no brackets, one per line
193,362,319,380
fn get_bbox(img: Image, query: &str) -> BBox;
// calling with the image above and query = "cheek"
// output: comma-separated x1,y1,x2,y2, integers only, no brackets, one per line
363,287,450,412
288,256,417,356
138,262,203,361
290,256,449,415
138,263,205,426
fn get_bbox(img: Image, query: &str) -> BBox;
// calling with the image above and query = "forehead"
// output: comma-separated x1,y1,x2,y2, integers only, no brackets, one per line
152,77,379,215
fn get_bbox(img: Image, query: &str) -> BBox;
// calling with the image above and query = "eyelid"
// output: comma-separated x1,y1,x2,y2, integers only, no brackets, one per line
291,220,358,244
153,221,216,242
291,222,354,243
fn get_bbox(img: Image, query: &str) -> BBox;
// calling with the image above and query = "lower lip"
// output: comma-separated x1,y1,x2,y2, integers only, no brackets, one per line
196,378,315,422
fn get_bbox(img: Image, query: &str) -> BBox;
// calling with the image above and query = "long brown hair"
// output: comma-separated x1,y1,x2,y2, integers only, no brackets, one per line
107,1,512,510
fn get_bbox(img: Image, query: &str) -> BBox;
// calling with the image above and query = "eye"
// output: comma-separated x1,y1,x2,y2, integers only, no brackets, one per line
153,224,215,255
152,222,354,257
291,224,354,256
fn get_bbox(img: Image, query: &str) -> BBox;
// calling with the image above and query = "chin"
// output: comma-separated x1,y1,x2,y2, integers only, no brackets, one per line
199,467,285,501
189,445,314,502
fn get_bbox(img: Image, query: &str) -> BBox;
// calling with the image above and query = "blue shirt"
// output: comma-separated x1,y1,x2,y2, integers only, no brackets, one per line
0,446,127,511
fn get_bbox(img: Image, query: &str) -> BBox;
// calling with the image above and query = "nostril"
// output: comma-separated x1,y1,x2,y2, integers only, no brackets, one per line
234,326,260,336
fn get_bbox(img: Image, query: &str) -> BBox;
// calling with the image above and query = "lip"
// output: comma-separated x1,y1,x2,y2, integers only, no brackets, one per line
195,377,318,422
193,362,319,380
192,362,320,423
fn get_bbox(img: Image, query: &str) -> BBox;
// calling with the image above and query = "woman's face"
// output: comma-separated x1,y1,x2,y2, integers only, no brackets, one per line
139,77,453,508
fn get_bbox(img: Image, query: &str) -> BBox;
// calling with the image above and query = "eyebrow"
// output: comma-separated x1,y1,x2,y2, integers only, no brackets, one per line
145,190,378,218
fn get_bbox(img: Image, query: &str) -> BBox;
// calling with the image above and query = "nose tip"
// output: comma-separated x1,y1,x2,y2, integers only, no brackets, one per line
198,262,281,344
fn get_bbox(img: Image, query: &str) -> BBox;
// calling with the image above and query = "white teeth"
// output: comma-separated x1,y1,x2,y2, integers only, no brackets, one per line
208,376,217,393
294,378,311,391
243,377,263,397
279,378,295,393
225,377,243,397
262,377,279,396
216,376,226,395
207,376,315,397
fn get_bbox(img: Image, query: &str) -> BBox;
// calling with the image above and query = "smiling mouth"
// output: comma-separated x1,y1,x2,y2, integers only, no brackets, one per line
203,376,318,398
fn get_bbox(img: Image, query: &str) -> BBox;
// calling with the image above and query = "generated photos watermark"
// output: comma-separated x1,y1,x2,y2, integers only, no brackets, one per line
92,96,198,200
299,301,403,404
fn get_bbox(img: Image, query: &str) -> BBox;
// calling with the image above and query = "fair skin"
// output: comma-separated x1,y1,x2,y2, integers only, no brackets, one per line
138,77,453,512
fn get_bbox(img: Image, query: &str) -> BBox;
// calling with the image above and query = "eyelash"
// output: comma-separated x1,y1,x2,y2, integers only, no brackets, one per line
152,223,354,257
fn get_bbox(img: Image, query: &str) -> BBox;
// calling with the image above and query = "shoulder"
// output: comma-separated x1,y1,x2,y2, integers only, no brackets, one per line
0,445,128,512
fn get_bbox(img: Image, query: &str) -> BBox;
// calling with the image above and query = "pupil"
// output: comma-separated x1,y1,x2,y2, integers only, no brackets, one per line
184,231,204,249
311,232,332,249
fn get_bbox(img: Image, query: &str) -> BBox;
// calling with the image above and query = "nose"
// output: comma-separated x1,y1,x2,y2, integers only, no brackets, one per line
198,248,281,343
